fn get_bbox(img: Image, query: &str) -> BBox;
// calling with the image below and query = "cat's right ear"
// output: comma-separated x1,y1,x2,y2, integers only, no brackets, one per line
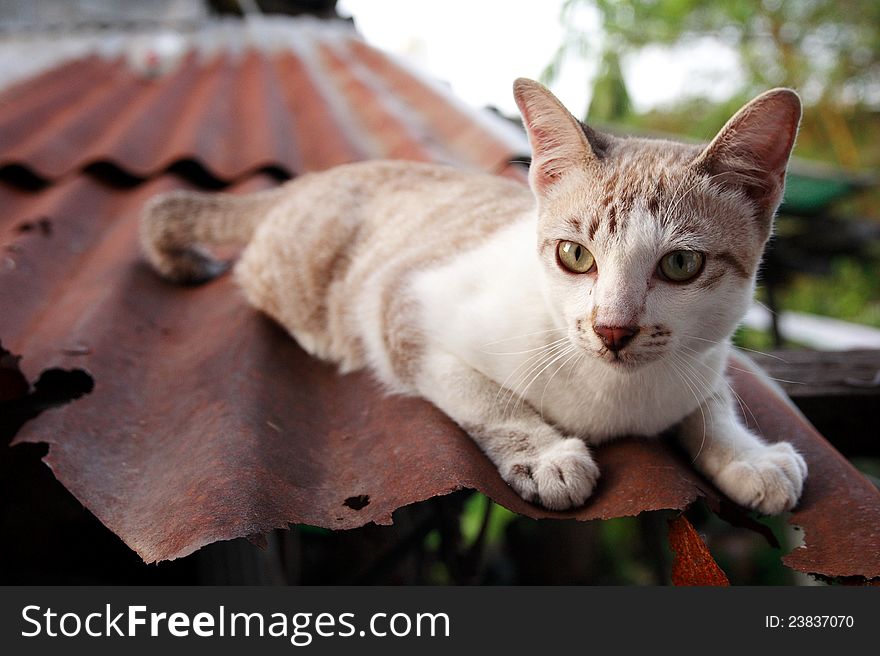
513,78,602,194
692,88,801,220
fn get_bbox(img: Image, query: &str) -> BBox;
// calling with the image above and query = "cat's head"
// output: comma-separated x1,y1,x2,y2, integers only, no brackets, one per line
513,79,800,368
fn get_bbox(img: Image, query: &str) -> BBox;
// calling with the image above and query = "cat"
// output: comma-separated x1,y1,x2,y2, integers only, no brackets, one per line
141,78,807,513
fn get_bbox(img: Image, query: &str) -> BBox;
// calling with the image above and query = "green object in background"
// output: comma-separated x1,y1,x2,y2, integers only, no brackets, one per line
781,169,869,217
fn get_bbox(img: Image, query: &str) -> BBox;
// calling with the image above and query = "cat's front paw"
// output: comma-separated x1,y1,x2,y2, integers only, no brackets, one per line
715,442,807,514
502,438,599,511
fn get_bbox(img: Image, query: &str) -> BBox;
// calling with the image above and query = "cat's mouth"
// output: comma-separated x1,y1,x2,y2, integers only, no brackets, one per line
597,348,640,367
593,345,664,368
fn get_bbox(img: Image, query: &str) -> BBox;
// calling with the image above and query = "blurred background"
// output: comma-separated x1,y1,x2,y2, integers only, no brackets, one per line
1,0,877,585
347,0,880,352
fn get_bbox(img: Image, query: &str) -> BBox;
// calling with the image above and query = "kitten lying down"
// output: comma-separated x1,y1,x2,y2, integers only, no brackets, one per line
141,78,807,514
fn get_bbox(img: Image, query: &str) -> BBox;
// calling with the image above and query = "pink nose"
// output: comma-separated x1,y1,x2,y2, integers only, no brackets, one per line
593,325,639,352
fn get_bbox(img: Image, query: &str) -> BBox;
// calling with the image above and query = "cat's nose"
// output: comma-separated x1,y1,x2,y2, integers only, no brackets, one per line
593,324,639,352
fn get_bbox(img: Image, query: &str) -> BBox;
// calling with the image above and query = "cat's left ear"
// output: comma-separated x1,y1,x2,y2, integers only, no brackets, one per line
513,78,605,195
693,88,802,220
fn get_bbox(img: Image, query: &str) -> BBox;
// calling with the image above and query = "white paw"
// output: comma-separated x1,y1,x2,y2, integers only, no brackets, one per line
502,438,599,511
715,442,807,514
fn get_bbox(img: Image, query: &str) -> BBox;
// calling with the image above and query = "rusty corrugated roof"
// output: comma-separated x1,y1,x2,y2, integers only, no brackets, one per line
1,19,877,579
0,34,526,181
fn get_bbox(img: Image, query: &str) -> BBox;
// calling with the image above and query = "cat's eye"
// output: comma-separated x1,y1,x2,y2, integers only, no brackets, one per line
658,250,704,282
557,241,595,273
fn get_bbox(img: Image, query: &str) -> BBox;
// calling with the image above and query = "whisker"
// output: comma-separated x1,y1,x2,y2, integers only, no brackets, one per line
680,332,789,363
667,354,707,464
493,341,568,407
539,348,582,419
498,341,572,416
679,344,806,430
676,353,746,462
677,344,760,434
512,345,576,415
565,352,585,385
480,336,569,356
726,365,803,385
732,345,789,363
479,327,566,349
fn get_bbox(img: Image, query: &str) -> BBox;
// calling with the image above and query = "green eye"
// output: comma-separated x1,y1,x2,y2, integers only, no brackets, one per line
557,241,595,273
659,250,704,282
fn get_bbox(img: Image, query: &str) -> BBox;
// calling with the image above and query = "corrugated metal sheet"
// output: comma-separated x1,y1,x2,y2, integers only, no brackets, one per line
0,37,525,181
1,19,877,579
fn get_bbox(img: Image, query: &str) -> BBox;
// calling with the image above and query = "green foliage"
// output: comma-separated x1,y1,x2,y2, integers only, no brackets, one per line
586,50,632,122
598,517,657,584
733,325,777,352
460,493,518,547
784,258,880,327
732,257,880,354
553,0,880,106
547,1,880,173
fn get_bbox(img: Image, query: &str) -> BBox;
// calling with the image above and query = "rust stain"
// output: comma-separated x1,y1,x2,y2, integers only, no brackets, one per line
668,515,730,586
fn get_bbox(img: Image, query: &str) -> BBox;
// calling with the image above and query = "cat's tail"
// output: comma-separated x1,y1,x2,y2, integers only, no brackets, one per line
140,186,285,283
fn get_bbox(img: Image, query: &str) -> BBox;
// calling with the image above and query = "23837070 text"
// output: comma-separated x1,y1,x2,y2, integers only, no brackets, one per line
764,615,854,628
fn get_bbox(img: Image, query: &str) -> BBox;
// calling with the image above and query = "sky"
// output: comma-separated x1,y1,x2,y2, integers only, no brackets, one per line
337,0,743,119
